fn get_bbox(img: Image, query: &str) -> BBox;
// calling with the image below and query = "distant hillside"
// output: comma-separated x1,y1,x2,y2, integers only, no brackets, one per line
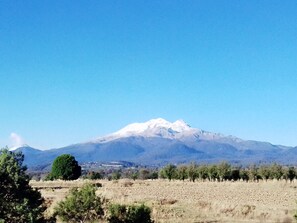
12,118,297,169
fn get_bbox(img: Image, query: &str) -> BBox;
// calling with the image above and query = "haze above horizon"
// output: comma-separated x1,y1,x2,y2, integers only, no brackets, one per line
1,1,297,149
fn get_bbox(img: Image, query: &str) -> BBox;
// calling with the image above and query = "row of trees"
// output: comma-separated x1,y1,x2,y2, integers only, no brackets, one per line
159,162,297,182
81,162,297,183
41,153,297,183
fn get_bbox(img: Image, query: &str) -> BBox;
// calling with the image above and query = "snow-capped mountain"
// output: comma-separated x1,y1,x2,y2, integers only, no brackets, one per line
95,118,230,143
11,118,297,169
9,144,31,151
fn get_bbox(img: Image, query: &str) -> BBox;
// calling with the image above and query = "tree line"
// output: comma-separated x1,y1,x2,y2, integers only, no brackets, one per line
158,162,297,182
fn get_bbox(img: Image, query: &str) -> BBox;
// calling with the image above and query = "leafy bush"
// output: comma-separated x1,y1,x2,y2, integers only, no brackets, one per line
112,171,121,180
54,184,104,222
49,154,81,180
108,204,153,223
83,171,103,180
0,149,46,223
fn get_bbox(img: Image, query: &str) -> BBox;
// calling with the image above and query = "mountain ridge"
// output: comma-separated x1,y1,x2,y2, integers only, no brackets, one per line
8,118,297,169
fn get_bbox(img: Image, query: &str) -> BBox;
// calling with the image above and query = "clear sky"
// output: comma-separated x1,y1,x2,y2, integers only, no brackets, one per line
1,1,297,149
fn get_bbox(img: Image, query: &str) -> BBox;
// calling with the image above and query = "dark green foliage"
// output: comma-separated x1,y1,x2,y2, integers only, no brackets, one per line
50,154,81,180
131,172,139,181
207,165,218,181
54,184,104,223
108,204,153,223
187,162,198,182
248,165,259,182
150,171,159,180
161,164,177,181
197,165,208,181
239,169,249,182
283,167,296,182
157,162,291,182
269,163,283,180
229,168,240,181
112,171,121,180
84,171,102,180
177,165,188,181
258,165,271,181
217,161,231,181
0,149,46,223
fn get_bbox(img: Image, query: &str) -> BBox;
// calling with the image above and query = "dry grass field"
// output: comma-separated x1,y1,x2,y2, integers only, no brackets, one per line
30,179,297,223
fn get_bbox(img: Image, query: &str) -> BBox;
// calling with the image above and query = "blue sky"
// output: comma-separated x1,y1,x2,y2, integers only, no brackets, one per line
1,1,297,149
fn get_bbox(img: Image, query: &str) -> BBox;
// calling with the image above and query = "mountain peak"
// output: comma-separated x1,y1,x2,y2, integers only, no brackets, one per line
9,144,30,151
93,118,240,144
95,118,203,143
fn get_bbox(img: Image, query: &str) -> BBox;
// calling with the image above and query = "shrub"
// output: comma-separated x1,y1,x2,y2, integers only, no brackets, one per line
112,171,121,180
108,204,153,223
0,149,46,223
84,171,103,180
49,154,81,180
54,184,104,222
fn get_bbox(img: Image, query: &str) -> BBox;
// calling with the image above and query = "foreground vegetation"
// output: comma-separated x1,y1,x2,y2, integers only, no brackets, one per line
2,147,297,222
0,149,46,223
0,149,154,222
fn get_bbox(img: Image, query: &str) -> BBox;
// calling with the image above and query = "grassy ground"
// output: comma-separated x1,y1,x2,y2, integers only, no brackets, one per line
30,179,297,223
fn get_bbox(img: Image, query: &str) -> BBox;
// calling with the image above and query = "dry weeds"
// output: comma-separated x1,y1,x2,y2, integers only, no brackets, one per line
30,179,297,223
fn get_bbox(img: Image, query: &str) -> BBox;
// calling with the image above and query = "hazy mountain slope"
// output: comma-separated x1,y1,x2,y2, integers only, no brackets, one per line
12,118,297,168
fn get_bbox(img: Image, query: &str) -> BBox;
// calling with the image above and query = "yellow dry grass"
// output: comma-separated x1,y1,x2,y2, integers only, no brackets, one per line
30,179,297,223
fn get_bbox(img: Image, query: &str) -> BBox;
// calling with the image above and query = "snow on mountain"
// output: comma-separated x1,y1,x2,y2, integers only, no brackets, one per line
13,118,297,168
94,118,233,143
9,144,30,151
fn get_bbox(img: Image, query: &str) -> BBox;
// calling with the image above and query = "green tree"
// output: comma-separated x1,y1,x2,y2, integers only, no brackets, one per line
0,149,46,223
258,165,271,181
230,167,240,181
248,165,258,182
197,165,208,181
239,169,249,182
49,154,81,180
177,165,188,181
188,162,198,182
269,163,283,180
108,204,153,223
283,167,296,182
162,164,177,181
54,184,104,223
217,161,231,181
207,164,218,181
